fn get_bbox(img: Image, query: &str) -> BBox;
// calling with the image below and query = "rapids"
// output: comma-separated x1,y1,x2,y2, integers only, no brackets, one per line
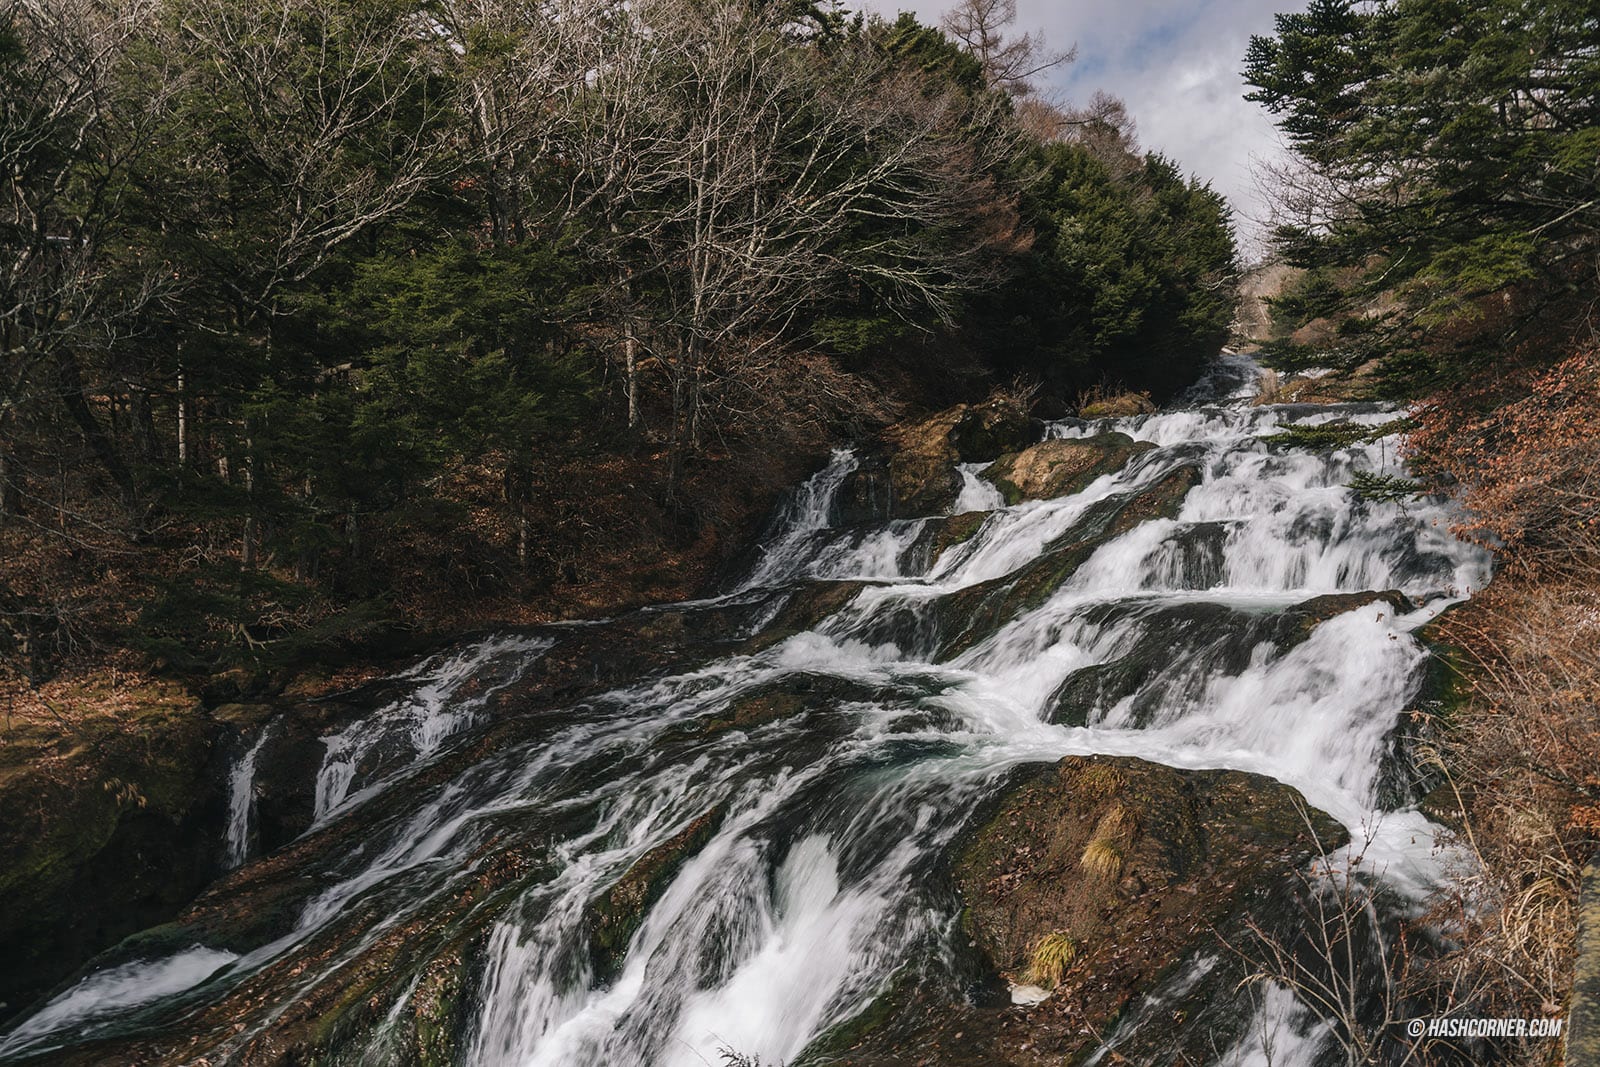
0,353,1492,1066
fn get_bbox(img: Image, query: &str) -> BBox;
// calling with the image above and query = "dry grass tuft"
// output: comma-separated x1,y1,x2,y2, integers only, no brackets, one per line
1072,763,1127,799
1093,803,1137,841
1027,931,1078,988
1080,836,1126,883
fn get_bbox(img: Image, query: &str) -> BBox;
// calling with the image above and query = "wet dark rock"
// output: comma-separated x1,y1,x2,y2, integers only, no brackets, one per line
1285,589,1414,635
844,399,1041,520
1048,591,1421,730
741,581,866,653
930,469,1202,660
836,454,894,526
0,686,228,1025
929,511,989,558
587,804,728,983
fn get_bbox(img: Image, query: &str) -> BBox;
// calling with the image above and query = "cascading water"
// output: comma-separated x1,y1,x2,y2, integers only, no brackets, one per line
0,355,1492,1066
224,725,272,869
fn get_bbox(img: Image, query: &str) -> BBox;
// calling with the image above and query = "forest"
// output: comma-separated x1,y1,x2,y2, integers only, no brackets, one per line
4,0,1598,1063
0,0,1235,689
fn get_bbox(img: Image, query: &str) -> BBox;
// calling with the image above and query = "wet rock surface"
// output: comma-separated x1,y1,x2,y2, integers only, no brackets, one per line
821,755,1346,1067
0,365,1493,1067
841,399,1037,520
0,681,227,1026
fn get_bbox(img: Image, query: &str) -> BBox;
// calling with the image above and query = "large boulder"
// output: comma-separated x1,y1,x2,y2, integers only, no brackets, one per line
981,434,1153,505
844,400,1038,521
0,676,228,1025
816,756,1346,1067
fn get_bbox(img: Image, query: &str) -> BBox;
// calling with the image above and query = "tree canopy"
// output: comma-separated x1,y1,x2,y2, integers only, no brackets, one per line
1246,0,1600,382
0,0,1237,680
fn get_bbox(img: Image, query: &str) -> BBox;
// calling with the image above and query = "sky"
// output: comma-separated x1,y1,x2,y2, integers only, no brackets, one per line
862,0,1306,260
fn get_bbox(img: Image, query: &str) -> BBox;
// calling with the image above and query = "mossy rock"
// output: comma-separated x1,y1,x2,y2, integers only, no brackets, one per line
982,434,1153,506
0,676,227,1023
1078,392,1156,419
868,399,1041,519
586,804,728,983
885,408,966,517
834,757,1344,1066
928,510,989,560
1284,589,1414,636
949,402,1036,462
953,757,1343,975
742,581,865,653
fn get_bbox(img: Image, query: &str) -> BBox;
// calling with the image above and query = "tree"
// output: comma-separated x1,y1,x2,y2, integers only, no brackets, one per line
575,0,1025,497
1245,0,1600,381
939,0,1073,97
969,134,1238,399
1,0,172,521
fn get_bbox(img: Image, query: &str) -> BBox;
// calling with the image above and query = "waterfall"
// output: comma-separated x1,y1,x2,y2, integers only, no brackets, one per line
311,633,555,824
223,726,272,869
0,356,1492,1066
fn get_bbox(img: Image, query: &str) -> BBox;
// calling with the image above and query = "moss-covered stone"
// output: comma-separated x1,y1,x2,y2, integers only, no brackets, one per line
1079,392,1156,419
586,804,728,982
829,756,1346,1067
929,510,989,560
861,399,1041,519
0,675,227,1023
742,581,865,654
884,407,967,517
982,434,1153,505
1284,589,1414,635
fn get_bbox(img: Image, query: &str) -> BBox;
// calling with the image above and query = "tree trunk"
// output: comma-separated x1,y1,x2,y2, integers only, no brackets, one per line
666,347,688,505
688,350,704,449
55,350,137,511
177,367,189,467
242,425,257,568
129,381,158,465
624,320,640,430
0,441,16,523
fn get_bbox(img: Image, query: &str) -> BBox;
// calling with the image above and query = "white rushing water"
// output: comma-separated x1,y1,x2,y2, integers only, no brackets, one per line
0,355,1492,1066
312,633,555,823
224,725,272,869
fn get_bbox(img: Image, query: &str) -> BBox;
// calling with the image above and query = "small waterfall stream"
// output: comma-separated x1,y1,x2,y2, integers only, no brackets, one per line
0,356,1492,1066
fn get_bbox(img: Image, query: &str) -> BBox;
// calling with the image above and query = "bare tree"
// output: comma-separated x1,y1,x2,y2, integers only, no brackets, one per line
166,0,450,309
1,0,174,522
940,0,1073,97
582,0,1025,497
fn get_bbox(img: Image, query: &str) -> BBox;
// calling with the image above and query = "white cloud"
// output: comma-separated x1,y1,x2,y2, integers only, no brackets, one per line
859,0,1307,260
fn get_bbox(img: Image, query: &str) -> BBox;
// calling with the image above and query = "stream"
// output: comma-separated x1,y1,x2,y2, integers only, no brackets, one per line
0,354,1492,1066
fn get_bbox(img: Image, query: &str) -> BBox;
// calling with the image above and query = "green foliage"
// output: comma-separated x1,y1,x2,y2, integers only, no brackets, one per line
1246,0,1600,378
1,0,1239,679
342,240,597,462
1263,417,1414,450
973,142,1238,398
1346,471,1422,504
131,562,393,674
